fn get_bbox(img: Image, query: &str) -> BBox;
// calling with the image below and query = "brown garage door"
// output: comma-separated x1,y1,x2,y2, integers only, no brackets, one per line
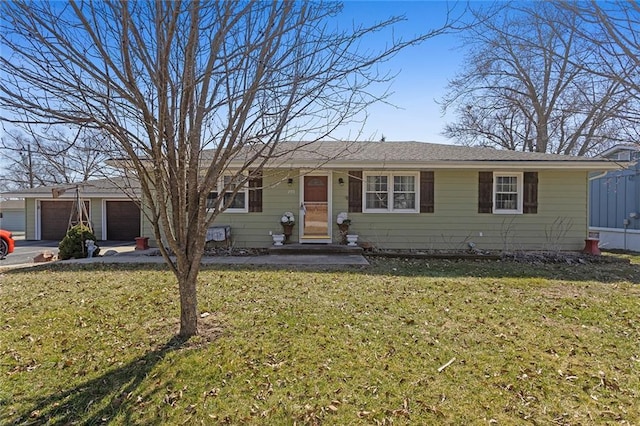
106,201,140,241
41,201,90,240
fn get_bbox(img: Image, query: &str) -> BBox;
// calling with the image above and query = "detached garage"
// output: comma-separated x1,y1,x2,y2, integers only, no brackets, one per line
1,178,142,241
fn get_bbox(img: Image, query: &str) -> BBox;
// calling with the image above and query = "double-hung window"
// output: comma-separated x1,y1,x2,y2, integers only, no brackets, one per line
364,172,418,213
493,172,522,214
365,175,388,209
207,174,248,213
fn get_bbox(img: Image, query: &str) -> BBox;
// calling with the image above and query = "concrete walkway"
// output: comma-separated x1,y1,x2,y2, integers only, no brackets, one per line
94,245,369,265
65,252,369,266
1,242,369,270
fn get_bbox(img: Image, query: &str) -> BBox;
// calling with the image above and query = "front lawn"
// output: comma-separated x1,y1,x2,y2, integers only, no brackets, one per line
1,257,639,424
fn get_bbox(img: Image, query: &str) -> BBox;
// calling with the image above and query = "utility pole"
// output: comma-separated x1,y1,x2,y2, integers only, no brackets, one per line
27,144,34,188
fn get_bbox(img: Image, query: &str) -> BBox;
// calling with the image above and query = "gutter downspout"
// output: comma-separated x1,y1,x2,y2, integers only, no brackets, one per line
588,171,609,181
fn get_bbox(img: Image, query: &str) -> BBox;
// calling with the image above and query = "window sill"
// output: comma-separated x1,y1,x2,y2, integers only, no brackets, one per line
363,210,419,214
207,209,249,214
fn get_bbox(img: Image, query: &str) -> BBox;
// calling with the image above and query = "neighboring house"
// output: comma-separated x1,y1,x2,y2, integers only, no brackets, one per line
589,144,640,251
140,141,618,252
1,177,143,241
0,199,25,232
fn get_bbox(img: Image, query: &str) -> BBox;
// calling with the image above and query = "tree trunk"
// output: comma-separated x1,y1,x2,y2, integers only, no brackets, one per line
176,250,203,337
178,271,199,337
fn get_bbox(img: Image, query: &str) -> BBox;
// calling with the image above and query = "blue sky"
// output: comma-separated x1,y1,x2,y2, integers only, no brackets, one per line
0,1,466,145
335,1,466,143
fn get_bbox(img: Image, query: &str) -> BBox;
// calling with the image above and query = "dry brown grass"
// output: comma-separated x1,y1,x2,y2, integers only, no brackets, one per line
1,256,638,424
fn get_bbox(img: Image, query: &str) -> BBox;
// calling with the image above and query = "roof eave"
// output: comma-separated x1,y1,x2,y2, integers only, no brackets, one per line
228,159,625,171
0,192,137,199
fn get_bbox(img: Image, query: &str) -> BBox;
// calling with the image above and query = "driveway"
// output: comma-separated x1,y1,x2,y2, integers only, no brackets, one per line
0,240,136,267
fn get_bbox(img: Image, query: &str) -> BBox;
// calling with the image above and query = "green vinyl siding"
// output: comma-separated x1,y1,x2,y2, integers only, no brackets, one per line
140,169,298,248
25,198,37,240
331,171,350,241
141,207,153,244
216,170,352,247
345,170,588,251
88,198,103,240
139,168,590,251
213,170,299,247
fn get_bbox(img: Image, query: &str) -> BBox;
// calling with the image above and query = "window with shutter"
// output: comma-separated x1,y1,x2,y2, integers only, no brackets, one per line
207,174,249,213
363,172,419,213
478,171,538,214
494,173,521,213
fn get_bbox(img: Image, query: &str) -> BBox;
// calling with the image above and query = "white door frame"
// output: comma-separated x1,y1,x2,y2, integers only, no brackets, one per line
299,171,333,244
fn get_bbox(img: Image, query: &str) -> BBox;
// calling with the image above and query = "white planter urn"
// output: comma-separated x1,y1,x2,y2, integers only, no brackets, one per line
346,234,359,246
272,234,285,246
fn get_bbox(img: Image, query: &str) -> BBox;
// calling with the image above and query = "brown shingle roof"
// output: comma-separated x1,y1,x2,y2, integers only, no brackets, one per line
279,141,592,161
219,140,617,168
1,177,140,198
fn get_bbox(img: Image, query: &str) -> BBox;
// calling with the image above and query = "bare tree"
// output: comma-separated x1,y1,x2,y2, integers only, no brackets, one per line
441,2,634,155
0,127,114,190
0,1,457,337
556,1,640,138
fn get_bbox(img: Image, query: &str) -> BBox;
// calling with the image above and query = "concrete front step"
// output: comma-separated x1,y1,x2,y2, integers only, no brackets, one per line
269,243,363,255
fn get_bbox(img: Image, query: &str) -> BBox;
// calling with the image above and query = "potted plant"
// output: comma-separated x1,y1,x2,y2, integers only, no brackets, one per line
280,211,295,242
272,233,285,246
336,212,351,244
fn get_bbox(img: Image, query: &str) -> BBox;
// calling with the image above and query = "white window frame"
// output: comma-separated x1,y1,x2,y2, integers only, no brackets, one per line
493,172,523,214
362,171,420,213
207,174,248,213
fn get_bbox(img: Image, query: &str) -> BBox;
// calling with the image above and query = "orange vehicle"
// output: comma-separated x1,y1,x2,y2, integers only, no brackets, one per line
0,229,15,259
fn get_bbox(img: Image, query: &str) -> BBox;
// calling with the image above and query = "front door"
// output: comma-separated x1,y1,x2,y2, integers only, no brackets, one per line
301,175,331,243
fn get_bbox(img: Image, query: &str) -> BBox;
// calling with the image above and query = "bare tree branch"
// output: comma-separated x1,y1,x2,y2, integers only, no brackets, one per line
0,1,460,337
0,128,115,189
440,2,637,155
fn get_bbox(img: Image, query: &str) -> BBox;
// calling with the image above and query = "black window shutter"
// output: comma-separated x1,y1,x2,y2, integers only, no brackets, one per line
523,172,538,214
248,171,262,213
478,172,493,213
420,171,434,213
348,171,362,213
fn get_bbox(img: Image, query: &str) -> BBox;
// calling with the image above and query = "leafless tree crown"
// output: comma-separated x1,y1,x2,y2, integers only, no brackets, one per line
441,2,638,155
0,1,459,336
0,128,115,190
